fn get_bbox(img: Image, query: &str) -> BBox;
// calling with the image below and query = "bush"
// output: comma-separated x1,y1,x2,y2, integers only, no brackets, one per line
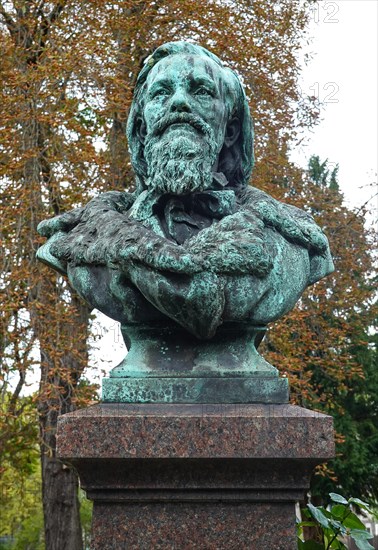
297,493,376,549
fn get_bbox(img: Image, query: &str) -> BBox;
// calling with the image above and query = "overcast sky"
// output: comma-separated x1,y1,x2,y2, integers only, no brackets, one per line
292,0,378,217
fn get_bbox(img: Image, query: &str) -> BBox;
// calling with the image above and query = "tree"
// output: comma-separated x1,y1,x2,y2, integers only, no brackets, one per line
308,154,339,190
305,157,377,503
0,2,102,548
261,156,378,504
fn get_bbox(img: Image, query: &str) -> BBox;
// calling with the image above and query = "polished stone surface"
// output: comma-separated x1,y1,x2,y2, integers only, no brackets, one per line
91,502,295,550
57,403,333,459
57,404,334,549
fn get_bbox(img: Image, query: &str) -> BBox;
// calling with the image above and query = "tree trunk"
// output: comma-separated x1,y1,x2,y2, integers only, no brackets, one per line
36,289,88,550
17,92,87,547
40,409,83,550
108,3,150,192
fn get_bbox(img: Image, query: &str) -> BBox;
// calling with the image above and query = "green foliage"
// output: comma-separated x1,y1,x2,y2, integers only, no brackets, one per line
0,394,39,478
79,488,93,549
297,493,376,550
0,396,41,540
313,349,378,503
0,394,92,549
1,465,92,550
10,509,45,550
0,449,44,548
308,155,339,190
310,330,378,502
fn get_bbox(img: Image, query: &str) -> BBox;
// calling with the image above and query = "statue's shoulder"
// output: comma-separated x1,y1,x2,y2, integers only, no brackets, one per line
38,191,135,238
83,190,135,215
36,190,136,273
237,186,313,223
237,185,321,233
236,186,334,277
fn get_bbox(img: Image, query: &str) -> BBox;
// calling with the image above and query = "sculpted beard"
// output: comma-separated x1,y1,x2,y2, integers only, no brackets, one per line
144,113,219,195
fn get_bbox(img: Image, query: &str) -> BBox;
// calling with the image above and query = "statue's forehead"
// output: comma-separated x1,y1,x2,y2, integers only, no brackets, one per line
146,54,223,84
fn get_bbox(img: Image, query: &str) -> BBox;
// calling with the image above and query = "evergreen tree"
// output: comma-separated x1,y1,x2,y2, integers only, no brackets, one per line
308,154,339,190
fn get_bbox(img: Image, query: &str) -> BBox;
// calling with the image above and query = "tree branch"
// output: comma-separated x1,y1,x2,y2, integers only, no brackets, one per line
48,0,66,24
0,3,17,36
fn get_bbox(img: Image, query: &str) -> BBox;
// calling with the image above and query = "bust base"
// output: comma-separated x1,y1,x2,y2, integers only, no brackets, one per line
102,375,289,403
102,323,289,403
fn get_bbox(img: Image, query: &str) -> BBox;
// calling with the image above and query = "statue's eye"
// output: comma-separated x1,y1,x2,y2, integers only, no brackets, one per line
194,87,213,97
151,88,170,99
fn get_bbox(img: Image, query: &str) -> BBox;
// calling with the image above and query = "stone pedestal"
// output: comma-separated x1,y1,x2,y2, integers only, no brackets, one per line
57,403,334,550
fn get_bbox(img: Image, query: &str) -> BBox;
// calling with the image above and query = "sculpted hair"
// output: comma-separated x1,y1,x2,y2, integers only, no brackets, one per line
126,41,254,193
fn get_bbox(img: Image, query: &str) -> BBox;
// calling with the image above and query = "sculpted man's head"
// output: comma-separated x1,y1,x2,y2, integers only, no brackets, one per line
127,42,254,195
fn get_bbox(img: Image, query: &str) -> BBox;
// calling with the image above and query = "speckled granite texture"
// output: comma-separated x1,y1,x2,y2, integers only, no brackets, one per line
57,404,334,549
91,502,295,550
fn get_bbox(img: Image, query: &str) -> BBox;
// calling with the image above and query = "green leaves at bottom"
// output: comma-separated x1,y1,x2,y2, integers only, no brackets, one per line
329,493,348,505
353,540,375,550
307,503,330,529
350,529,374,550
298,493,375,550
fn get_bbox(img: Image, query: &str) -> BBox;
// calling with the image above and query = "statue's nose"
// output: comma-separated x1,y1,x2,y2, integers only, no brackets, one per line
170,89,191,113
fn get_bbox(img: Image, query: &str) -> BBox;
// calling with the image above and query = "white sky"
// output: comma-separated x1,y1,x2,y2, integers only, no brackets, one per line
292,0,378,217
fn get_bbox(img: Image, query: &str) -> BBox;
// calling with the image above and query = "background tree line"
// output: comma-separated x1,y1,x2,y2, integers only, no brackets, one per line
0,1,376,548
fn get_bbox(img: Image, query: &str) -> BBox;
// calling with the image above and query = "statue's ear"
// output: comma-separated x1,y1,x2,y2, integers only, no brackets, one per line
224,117,240,148
136,117,147,143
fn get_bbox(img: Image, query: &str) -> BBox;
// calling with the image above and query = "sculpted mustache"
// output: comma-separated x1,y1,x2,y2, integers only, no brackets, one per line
148,112,212,138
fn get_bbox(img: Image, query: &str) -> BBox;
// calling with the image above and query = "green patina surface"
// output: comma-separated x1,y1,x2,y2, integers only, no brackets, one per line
102,376,289,404
36,42,334,404
110,324,273,379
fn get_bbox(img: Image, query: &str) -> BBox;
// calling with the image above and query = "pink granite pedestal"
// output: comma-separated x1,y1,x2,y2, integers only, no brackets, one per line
57,403,334,550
